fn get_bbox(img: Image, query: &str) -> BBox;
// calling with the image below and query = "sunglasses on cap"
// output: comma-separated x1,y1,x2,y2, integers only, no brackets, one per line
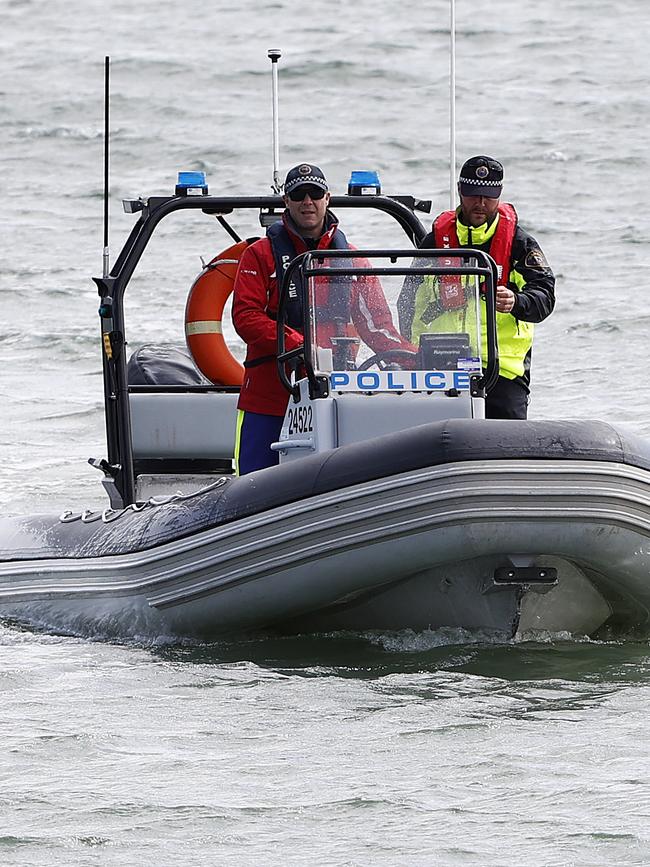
287,185,327,202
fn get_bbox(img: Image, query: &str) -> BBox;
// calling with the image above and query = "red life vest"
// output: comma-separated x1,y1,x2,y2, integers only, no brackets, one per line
433,203,518,285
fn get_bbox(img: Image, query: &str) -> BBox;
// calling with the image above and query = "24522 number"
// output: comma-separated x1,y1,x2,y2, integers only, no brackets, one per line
287,405,313,435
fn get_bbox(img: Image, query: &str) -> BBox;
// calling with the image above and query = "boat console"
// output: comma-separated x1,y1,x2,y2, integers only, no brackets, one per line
274,248,499,461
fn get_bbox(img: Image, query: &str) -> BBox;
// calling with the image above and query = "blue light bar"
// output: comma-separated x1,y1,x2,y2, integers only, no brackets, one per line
348,170,381,196
175,171,208,196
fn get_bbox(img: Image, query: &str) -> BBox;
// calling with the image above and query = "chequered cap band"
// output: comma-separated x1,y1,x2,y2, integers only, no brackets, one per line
285,175,328,193
459,176,502,187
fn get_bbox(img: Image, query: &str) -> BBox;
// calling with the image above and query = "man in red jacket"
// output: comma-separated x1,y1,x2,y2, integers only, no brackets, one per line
233,163,412,475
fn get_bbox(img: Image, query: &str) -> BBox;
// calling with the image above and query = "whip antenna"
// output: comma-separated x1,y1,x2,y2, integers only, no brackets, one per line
102,55,110,278
449,0,457,210
268,49,282,193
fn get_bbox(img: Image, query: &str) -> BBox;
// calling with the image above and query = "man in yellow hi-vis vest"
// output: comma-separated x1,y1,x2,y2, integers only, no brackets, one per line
399,156,555,419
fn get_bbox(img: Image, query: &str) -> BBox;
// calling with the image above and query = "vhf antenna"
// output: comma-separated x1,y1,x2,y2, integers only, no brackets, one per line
268,49,282,194
102,55,110,278
449,0,457,210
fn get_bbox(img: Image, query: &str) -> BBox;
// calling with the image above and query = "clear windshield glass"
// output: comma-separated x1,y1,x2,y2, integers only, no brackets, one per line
307,254,483,393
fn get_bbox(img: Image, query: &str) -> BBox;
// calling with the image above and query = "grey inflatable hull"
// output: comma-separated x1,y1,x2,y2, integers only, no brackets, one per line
1,419,649,640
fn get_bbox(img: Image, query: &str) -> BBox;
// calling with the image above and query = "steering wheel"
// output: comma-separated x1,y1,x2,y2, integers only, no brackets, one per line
356,349,419,371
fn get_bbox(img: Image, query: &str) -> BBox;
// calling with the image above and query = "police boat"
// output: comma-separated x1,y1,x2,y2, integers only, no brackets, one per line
1,174,650,642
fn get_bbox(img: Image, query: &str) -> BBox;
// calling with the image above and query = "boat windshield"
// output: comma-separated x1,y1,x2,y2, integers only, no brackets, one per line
305,252,484,393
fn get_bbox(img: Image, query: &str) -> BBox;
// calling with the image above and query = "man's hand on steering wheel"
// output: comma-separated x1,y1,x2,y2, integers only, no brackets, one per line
356,349,419,371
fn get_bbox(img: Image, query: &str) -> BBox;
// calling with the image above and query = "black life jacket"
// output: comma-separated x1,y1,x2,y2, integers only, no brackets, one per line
266,220,351,330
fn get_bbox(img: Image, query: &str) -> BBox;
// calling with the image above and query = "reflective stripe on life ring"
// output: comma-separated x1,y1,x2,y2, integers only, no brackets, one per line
184,240,249,386
185,320,224,336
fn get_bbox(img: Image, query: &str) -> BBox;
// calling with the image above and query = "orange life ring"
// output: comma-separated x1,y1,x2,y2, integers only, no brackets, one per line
185,240,249,386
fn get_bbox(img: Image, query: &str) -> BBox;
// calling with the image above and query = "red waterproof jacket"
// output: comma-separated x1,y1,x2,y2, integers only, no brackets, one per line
233,211,412,415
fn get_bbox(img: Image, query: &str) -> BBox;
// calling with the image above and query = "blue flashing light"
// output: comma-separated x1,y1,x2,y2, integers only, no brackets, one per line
175,171,208,196
347,170,381,196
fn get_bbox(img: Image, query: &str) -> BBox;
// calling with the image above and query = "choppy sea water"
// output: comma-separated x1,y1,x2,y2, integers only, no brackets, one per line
1,0,650,863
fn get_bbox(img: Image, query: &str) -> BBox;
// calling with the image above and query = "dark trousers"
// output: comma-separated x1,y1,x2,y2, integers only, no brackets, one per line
236,410,284,475
486,376,529,420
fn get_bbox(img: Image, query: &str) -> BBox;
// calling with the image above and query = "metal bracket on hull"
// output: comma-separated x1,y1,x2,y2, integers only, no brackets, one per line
493,566,558,586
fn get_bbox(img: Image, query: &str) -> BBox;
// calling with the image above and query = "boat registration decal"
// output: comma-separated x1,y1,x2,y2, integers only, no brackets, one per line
287,405,313,434
328,370,472,392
